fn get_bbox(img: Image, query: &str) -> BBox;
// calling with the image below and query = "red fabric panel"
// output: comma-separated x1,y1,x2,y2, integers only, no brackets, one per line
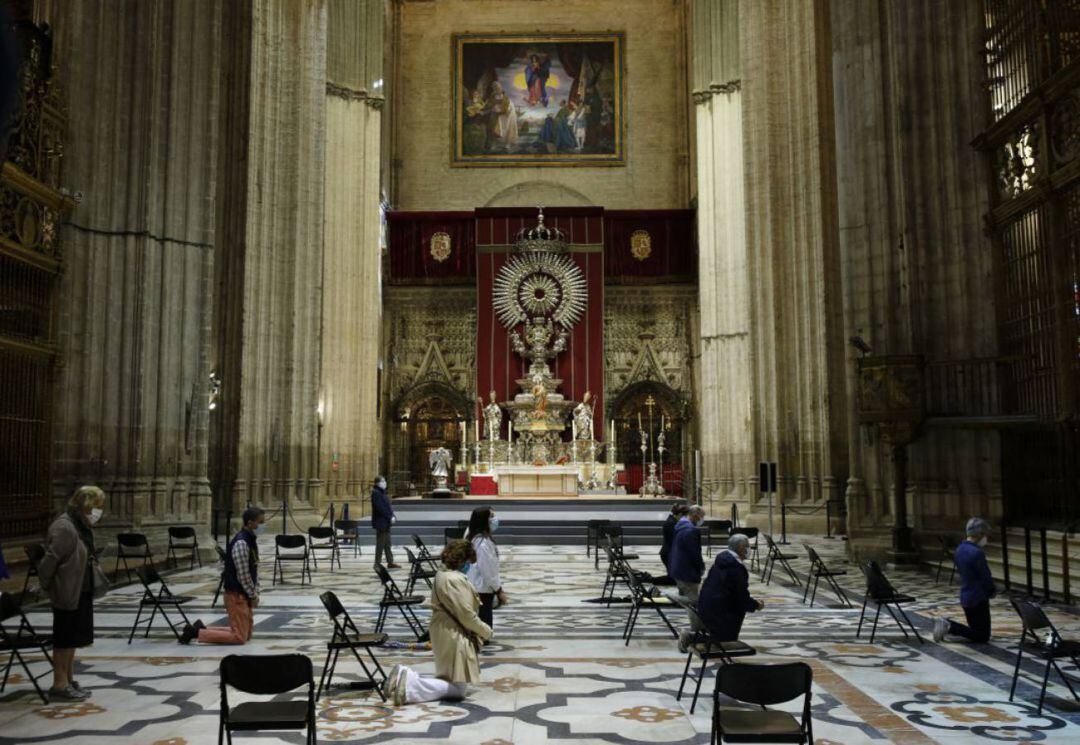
475,207,604,440
387,211,476,284
625,464,684,495
470,475,498,495
604,210,696,283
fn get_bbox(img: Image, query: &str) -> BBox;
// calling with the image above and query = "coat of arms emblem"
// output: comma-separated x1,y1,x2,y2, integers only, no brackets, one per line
630,229,651,261
430,231,452,262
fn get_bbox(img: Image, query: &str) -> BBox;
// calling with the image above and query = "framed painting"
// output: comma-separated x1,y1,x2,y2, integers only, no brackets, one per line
452,32,625,167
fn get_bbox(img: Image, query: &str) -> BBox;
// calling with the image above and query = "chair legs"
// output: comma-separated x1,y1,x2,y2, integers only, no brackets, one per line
1,647,52,704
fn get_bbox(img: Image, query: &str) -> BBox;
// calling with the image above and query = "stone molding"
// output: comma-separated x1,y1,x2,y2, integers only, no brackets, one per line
325,81,385,109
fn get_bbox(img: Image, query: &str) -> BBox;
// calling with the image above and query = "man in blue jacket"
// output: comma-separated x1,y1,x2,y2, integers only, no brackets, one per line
668,505,706,650
934,517,995,643
371,476,400,569
697,534,764,642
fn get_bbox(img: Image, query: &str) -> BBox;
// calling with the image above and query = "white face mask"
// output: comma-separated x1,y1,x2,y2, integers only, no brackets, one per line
88,508,103,525
978,535,988,548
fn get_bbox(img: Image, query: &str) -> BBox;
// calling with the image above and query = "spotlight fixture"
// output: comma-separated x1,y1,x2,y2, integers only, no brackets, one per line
208,371,222,411
848,335,872,357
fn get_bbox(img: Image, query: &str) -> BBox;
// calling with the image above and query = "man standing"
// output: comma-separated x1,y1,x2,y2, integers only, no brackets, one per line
181,507,265,645
697,534,764,642
372,475,400,569
934,518,995,643
668,505,706,650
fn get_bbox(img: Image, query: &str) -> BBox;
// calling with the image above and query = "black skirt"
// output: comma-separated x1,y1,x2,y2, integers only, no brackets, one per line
53,591,94,648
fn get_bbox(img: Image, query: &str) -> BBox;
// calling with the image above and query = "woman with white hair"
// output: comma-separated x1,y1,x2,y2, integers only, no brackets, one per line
933,517,996,643
37,485,107,701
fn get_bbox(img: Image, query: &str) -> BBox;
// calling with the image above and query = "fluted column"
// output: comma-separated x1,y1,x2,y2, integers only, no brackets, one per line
320,0,384,507
740,0,848,521
831,0,998,550
51,1,221,528
693,0,755,504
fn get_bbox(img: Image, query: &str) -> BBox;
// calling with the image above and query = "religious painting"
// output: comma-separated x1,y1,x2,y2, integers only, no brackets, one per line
452,33,625,167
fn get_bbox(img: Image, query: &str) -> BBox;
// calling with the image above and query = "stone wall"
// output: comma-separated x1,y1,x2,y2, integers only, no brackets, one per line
389,0,691,210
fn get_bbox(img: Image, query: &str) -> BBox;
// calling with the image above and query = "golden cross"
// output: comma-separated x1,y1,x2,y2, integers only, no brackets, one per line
645,395,655,416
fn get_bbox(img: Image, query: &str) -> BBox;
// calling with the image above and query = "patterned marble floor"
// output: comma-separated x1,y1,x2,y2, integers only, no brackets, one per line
1,535,1079,744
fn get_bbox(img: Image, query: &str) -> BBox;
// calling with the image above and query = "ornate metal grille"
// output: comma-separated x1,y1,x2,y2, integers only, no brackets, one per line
0,347,52,540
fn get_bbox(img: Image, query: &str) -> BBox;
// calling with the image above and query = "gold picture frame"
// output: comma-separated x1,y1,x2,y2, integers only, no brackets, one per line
452,32,625,167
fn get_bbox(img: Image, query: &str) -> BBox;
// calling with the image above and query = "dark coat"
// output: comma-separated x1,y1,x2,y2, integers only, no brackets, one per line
370,486,394,532
659,514,678,568
955,540,995,608
697,550,758,641
669,517,705,584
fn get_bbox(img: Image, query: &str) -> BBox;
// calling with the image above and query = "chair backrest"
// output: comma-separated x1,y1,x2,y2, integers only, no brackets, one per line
335,519,358,532
1012,598,1053,635
710,519,733,534
741,526,759,540
862,561,898,599
0,591,23,623
764,533,777,550
276,534,307,551
215,544,228,561
716,661,813,707
23,543,45,568
308,526,334,541
220,653,313,695
804,544,821,564
404,546,419,564
137,565,163,587
607,524,624,539
168,526,196,540
444,526,465,541
939,535,957,551
118,532,149,548
374,563,403,597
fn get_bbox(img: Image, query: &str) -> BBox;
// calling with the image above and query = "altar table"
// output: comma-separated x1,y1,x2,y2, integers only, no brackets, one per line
493,465,579,498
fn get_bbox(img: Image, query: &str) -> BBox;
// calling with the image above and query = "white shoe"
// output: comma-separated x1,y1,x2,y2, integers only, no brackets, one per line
933,617,949,642
384,664,402,702
393,665,410,706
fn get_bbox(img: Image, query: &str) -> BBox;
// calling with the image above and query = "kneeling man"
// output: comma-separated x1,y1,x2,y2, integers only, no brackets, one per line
697,533,764,641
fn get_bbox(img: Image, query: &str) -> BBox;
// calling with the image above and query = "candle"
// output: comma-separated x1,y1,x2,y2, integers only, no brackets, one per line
661,414,665,431
460,420,466,442
508,419,513,441
638,412,642,430
611,420,616,448
572,420,578,441
474,419,479,442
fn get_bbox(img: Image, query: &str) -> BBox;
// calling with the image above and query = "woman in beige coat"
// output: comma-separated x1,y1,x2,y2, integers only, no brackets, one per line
386,539,492,704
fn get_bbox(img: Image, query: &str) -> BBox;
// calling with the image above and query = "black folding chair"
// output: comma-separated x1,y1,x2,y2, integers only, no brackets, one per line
761,534,802,587
802,544,851,607
700,519,733,558
1008,598,1080,714
622,563,679,644
675,600,756,714
114,532,155,582
587,518,611,560
308,526,341,572
21,544,44,601
127,566,195,643
211,544,227,609
220,654,315,745
316,590,388,699
373,563,427,640
935,535,957,585
608,527,639,562
855,561,923,643
411,534,441,573
273,534,313,586
335,519,362,558
594,522,617,569
740,527,761,573
444,526,465,544
599,539,635,605
166,526,202,570
712,662,814,744
0,592,53,704
404,546,437,596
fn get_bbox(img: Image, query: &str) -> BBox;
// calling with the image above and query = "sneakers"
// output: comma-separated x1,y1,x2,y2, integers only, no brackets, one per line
932,617,949,643
49,684,89,702
387,563,403,569
386,664,409,706
178,619,206,645
69,680,91,698
384,664,402,702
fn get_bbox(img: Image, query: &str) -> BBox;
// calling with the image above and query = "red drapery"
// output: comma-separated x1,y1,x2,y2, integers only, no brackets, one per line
604,210,696,283
475,207,604,440
625,464,684,495
387,211,476,284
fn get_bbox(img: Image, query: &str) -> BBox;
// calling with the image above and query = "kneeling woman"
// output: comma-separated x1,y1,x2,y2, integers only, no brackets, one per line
387,539,492,704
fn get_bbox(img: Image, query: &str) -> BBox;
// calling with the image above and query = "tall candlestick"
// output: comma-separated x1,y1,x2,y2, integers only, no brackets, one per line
572,420,578,441
474,419,479,443
508,419,513,442
638,412,642,430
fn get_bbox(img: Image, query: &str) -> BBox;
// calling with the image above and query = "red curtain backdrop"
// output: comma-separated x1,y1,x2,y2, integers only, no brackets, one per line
387,211,476,284
625,464,684,495
604,210,696,283
475,207,604,440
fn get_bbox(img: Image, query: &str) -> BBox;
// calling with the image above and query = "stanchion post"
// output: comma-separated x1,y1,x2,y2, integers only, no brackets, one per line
1024,527,1033,597
1000,523,1010,593
282,499,288,536
780,502,788,545
826,501,833,539
1040,527,1049,601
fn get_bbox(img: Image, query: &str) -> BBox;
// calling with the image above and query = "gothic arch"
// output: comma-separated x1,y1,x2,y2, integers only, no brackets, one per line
482,180,594,207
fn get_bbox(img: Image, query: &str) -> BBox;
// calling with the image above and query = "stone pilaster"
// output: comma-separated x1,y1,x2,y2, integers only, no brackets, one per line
50,1,221,528
320,0,384,508
740,0,848,524
831,0,999,554
692,0,755,506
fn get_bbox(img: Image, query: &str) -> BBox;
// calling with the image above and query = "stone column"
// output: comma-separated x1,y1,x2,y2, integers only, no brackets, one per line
693,0,756,506
831,0,998,553
50,1,221,529
213,0,328,517
320,0,384,509
740,0,848,525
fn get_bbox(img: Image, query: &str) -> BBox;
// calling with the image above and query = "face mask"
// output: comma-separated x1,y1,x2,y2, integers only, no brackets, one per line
255,523,267,535
88,508,103,525
461,561,472,574
489,516,500,532
978,536,988,548
377,481,386,490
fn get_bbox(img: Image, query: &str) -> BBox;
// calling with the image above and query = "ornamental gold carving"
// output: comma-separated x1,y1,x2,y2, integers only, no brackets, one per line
430,231,452,262
630,230,652,261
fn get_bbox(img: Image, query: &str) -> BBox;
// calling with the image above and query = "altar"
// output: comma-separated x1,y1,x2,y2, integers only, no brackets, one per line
493,465,579,498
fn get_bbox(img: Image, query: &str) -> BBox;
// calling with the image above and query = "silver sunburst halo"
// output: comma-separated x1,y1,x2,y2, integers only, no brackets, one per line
493,252,587,329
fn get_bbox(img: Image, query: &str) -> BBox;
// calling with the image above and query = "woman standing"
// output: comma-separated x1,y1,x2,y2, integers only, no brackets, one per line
386,539,491,704
465,506,507,632
38,486,106,701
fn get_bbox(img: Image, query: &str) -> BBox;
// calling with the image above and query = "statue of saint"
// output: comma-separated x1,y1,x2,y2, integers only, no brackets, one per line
573,390,594,441
482,390,502,440
530,373,549,417
429,447,452,487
